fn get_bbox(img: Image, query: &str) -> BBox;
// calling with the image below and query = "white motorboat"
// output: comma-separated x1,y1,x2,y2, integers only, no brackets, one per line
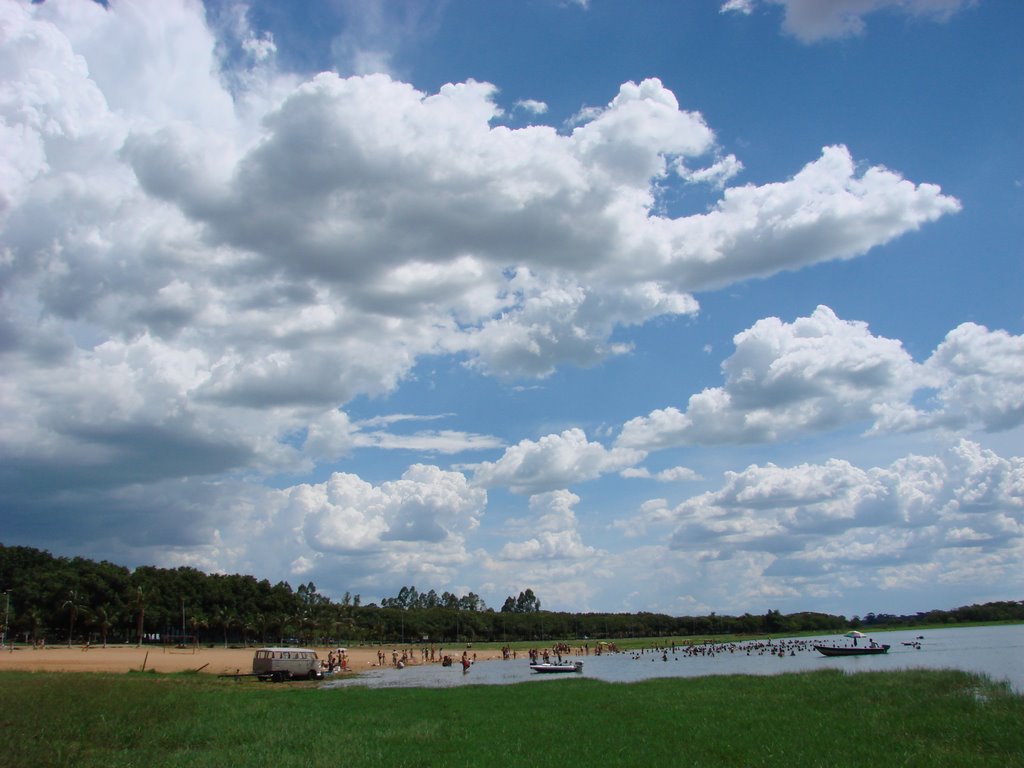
529,660,583,673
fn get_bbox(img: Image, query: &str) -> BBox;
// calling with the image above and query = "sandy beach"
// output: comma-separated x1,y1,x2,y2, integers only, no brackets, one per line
0,643,483,676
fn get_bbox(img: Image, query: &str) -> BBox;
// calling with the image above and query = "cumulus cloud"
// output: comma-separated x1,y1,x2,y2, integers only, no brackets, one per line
873,323,1024,434
514,98,548,115
301,410,505,459
498,490,599,560
469,429,645,494
610,440,1023,607
721,0,975,42
482,490,607,609
720,0,755,13
0,0,966,603
618,306,920,449
619,308,1024,452
299,464,485,550
621,465,702,482
2,0,960,433
674,440,1024,557
655,146,960,292
174,463,490,595
675,153,744,189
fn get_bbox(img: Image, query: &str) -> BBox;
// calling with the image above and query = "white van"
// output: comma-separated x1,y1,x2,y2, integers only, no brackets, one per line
252,647,323,681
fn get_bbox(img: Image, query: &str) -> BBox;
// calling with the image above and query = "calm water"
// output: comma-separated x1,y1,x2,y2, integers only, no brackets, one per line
324,625,1024,693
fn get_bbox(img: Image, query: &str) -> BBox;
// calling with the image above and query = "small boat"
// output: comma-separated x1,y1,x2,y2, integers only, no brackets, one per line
529,661,583,673
814,644,890,657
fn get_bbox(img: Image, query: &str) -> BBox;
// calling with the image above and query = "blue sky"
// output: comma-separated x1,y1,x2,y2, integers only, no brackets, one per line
1,0,1022,618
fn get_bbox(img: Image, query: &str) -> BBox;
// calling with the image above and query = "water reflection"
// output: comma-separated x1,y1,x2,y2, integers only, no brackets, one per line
323,625,1024,693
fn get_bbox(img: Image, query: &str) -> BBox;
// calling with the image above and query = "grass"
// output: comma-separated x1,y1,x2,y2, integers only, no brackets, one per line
1,668,1022,767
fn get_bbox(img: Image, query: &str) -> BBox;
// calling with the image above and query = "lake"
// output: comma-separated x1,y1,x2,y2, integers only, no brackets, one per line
324,624,1024,693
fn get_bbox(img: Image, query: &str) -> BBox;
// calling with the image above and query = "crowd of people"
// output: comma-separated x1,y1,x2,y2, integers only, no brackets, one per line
324,649,348,672
370,645,481,669
628,637,823,661
347,635,869,675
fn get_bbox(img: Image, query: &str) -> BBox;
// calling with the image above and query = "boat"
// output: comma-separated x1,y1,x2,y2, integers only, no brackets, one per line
529,660,583,673
814,644,890,657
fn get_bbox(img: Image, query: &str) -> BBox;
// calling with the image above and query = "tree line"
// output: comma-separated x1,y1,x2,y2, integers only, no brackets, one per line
1,544,1019,647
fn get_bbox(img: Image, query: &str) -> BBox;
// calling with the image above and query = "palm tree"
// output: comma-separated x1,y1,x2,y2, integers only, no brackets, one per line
27,607,43,647
62,589,88,648
132,586,146,647
213,606,235,649
188,613,207,649
239,614,256,648
95,605,115,648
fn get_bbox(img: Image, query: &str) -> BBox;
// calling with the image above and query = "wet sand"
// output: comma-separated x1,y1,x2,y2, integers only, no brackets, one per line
0,644,473,676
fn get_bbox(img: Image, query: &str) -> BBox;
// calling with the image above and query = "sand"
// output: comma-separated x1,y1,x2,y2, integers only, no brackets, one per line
0,643,460,676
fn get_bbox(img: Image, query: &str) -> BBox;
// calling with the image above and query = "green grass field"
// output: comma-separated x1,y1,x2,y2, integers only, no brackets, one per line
2,668,1021,767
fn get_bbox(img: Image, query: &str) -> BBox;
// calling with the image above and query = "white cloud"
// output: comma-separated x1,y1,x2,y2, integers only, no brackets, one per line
720,0,755,14
618,305,920,449
621,465,702,482
620,309,1024,451
202,464,490,594
656,466,704,482
674,440,1023,556
609,440,1023,610
873,323,1024,434
675,153,744,189
0,0,974,611
3,0,960,429
515,99,549,115
612,497,674,538
721,0,975,42
482,489,606,608
469,428,645,494
357,430,507,454
654,146,960,292
324,0,445,77
464,271,698,378
299,464,485,550
498,490,599,560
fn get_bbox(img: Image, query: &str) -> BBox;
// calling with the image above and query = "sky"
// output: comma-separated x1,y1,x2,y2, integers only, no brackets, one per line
1,0,1022,619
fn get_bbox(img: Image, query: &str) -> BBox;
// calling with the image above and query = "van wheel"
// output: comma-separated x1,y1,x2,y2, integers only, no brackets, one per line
308,670,319,681
272,671,287,683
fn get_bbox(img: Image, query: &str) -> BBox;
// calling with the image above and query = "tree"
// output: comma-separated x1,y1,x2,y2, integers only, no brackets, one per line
764,609,786,634
213,605,235,648
458,592,486,612
188,613,207,648
26,607,43,646
94,605,115,648
131,586,146,647
62,589,88,647
515,589,541,613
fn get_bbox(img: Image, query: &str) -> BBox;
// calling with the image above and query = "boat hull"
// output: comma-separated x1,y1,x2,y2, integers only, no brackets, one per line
529,662,583,673
814,644,890,657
